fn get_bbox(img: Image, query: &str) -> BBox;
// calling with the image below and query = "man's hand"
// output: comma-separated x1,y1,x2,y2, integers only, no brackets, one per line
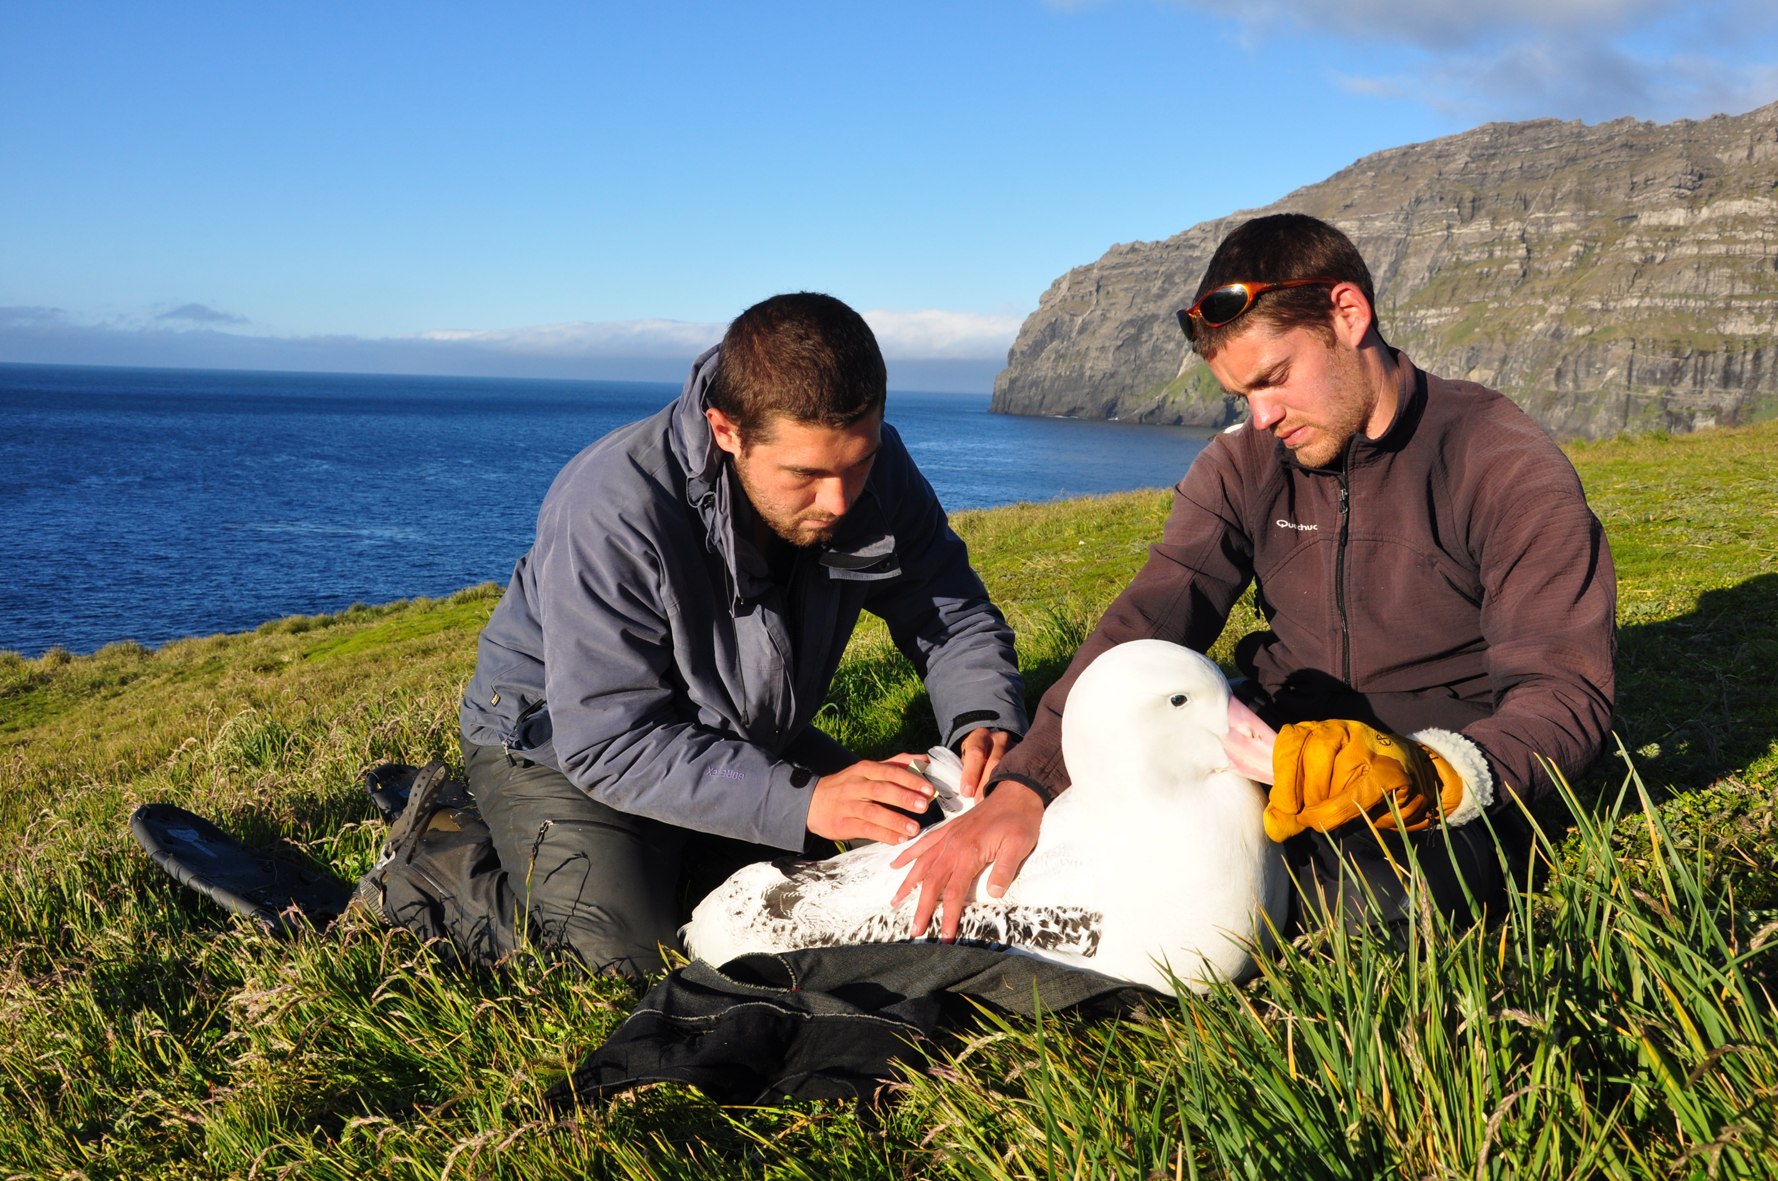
1222,694,1278,783
1264,719,1467,842
888,782,1044,940
956,727,1017,798
806,758,935,845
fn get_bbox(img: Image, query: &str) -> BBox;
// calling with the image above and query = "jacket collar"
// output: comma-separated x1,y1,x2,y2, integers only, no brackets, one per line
1364,349,1427,455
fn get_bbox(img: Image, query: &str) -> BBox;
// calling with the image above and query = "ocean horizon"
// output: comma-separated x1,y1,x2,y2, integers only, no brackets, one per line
2,361,1213,657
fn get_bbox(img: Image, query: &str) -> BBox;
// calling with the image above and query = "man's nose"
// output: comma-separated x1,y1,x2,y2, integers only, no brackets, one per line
1248,392,1285,432
813,477,853,518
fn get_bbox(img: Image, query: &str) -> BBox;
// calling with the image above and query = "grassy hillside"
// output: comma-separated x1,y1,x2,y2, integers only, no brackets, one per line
1,422,1774,1178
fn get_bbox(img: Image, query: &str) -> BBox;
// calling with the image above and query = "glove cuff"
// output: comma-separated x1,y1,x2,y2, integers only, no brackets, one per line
1409,728,1495,826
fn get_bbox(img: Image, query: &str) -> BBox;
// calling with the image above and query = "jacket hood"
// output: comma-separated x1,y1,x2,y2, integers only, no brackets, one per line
670,345,728,499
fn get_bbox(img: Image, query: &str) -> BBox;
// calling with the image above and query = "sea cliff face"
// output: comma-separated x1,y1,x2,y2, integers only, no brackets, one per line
991,102,1778,439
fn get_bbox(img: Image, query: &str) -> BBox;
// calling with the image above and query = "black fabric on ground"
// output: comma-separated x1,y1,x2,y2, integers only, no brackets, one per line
130,803,354,935
543,942,1156,1109
1281,804,1539,937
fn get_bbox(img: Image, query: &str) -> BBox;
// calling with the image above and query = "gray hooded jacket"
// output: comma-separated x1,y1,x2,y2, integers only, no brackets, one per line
460,348,1026,850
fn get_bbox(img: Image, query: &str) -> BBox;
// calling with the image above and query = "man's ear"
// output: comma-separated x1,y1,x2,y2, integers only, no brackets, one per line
1328,282,1375,348
706,407,744,458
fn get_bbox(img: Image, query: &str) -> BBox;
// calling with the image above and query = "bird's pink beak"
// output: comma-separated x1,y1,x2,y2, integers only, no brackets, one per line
1225,693,1268,738
1221,693,1279,784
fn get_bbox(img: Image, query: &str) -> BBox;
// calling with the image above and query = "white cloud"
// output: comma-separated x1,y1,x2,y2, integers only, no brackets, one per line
1177,0,1778,123
155,302,249,325
414,318,725,357
1211,0,1671,50
0,305,1021,391
860,309,1025,360
412,309,1023,362
0,305,69,327
1403,37,1778,123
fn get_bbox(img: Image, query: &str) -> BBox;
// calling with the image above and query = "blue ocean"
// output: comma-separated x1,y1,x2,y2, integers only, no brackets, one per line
1,362,1212,657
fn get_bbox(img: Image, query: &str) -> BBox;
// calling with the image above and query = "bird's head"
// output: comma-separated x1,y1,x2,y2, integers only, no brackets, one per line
1061,639,1240,794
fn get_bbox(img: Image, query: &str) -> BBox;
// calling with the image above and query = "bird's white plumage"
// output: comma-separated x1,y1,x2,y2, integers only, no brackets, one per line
683,640,1289,992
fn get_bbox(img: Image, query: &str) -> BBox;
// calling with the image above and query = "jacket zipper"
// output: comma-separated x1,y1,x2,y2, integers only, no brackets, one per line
1336,466,1352,683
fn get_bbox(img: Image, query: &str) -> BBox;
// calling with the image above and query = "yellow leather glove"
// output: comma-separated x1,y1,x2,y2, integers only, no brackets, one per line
1264,720,1469,843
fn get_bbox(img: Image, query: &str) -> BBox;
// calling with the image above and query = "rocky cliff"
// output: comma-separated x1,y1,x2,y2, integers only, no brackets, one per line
991,102,1778,438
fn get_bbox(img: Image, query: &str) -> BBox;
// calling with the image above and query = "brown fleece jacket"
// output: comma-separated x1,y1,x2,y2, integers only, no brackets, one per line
993,351,1616,808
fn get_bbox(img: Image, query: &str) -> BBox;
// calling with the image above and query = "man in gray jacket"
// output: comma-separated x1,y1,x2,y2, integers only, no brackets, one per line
446,292,1026,980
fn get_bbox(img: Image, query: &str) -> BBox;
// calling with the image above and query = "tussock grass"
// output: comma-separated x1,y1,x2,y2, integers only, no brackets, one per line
908,754,1777,1179
1,423,1774,1177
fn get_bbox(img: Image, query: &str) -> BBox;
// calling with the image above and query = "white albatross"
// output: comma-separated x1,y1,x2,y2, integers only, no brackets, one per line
683,639,1289,993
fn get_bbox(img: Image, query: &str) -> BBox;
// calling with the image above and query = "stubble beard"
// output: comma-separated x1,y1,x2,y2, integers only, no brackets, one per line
734,467,840,548
1284,346,1372,469
1285,428,1343,470
755,499,838,549
776,516,838,547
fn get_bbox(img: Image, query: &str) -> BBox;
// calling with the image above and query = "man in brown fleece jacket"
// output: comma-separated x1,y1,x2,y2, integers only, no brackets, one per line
893,212,1617,939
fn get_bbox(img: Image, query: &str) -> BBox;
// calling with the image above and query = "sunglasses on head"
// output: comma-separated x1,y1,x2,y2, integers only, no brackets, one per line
1176,277,1340,336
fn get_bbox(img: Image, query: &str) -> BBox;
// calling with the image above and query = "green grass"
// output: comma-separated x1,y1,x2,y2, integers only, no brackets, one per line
1,422,1774,1178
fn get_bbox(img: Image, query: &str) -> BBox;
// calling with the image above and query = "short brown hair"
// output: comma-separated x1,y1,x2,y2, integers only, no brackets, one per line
1184,214,1380,358
707,293,887,439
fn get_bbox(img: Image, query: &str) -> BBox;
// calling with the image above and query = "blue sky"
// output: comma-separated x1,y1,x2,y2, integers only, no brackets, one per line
3,1,1774,391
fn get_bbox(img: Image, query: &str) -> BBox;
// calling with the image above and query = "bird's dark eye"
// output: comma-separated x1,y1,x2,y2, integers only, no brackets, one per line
1169,693,1189,707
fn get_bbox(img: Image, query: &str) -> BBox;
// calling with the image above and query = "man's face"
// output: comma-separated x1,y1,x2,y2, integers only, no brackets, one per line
707,409,881,547
1203,319,1380,470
